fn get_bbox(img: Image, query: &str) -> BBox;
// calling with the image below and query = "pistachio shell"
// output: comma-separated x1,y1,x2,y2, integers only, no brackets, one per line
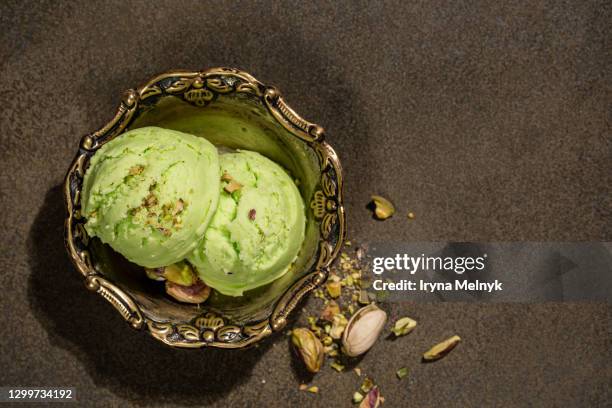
291,328,324,373
165,280,210,304
359,386,381,408
342,304,387,357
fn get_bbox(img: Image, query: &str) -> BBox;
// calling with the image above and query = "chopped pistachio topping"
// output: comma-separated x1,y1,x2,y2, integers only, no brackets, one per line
224,179,243,193
128,165,144,175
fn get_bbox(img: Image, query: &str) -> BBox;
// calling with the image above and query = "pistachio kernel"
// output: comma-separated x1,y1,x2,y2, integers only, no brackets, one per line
396,367,409,379
370,195,395,220
392,317,417,337
326,281,342,298
224,180,243,194
423,335,461,361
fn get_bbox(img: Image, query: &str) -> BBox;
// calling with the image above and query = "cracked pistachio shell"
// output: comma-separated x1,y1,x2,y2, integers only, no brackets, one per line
291,328,324,373
342,304,387,357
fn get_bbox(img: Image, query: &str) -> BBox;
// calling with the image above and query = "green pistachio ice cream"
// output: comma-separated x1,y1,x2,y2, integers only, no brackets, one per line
81,127,220,268
188,150,306,296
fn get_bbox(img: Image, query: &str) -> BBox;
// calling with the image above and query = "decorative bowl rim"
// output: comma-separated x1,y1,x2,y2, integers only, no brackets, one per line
63,67,345,349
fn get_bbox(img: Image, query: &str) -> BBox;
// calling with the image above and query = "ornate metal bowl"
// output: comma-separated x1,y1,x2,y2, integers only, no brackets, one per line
64,68,345,348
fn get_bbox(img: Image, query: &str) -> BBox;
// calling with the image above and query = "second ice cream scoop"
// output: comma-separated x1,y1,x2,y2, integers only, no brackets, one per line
189,150,306,296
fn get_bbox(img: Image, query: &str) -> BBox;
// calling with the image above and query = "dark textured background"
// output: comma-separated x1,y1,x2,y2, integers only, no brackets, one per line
1,0,610,406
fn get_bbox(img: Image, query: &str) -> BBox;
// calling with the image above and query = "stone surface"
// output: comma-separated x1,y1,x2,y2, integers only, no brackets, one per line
0,0,610,406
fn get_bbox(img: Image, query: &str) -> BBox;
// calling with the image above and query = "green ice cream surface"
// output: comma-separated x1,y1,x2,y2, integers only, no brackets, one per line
188,150,306,296
81,126,220,268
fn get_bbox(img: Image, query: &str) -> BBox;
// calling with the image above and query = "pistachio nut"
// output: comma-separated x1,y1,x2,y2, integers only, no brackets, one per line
326,280,342,298
342,304,387,357
161,261,197,286
423,335,461,361
392,317,417,337
370,195,395,220
291,328,324,373
165,280,211,304
145,267,166,281
330,313,348,339
359,386,381,408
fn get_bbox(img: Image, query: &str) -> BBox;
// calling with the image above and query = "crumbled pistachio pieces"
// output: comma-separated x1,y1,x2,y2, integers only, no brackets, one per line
221,171,233,182
172,199,184,215
352,392,364,404
129,164,144,175
248,208,256,220
145,267,165,281
354,367,362,377
307,386,319,393
359,386,381,408
320,300,340,322
291,328,324,373
423,335,461,361
396,367,409,379
330,361,345,372
358,289,370,305
224,179,242,193
144,192,158,207
330,313,348,339
392,317,417,337
326,281,342,298
360,378,374,394
370,195,395,220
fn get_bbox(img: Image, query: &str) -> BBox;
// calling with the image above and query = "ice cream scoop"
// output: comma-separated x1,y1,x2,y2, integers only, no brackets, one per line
81,126,220,267
188,150,306,296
